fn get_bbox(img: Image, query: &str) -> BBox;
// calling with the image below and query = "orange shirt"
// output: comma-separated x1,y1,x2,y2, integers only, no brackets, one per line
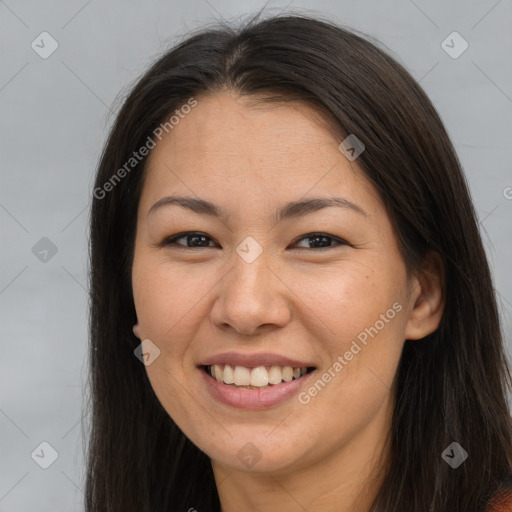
486,487,512,511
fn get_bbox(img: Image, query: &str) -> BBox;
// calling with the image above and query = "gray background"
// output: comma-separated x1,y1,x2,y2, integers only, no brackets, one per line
1,0,511,510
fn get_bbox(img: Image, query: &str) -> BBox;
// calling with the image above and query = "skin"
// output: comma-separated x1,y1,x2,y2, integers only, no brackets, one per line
131,90,445,512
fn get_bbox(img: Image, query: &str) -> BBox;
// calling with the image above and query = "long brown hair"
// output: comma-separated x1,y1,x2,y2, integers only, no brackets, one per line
86,12,512,511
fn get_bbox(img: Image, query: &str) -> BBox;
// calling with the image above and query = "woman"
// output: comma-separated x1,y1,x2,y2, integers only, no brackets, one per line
86,13,512,512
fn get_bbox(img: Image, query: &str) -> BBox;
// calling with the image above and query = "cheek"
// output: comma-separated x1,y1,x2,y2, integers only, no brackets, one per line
305,263,407,392
132,256,226,380
298,305,405,444
296,259,400,335
132,259,204,339
144,364,219,452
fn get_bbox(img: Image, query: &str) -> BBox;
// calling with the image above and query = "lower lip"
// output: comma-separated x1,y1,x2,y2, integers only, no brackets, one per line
200,367,315,410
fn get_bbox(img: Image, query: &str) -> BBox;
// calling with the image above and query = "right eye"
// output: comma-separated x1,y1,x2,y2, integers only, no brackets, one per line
159,231,219,249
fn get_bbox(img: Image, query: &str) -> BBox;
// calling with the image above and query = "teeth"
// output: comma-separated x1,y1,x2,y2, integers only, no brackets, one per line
208,364,310,388
213,364,223,382
250,366,269,387
268,365,283,384
223,364,235,384
233,365,251,386
282,366,293,382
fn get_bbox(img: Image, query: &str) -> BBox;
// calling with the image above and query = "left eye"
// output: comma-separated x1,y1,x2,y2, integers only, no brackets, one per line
160,232,347,250
290,233,348,250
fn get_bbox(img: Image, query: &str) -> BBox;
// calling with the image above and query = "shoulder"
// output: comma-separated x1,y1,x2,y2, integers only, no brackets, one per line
486,483,512,512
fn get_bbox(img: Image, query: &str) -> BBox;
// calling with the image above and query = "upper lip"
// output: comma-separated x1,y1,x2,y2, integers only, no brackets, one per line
199,352,315,369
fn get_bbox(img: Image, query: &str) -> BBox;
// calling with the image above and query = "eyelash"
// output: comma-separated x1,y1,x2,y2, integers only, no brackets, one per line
159,231,349,250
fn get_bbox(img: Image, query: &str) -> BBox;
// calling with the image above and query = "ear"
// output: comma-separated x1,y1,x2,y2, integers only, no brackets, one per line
404,251,445,340
133,322,142,339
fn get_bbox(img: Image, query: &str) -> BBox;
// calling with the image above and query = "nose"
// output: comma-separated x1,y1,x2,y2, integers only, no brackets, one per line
209,248,292,337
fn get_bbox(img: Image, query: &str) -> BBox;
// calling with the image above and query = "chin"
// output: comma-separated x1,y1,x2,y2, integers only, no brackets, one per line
204,431,311,474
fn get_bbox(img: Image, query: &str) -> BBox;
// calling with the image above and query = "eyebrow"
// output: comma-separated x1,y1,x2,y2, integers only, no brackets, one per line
148,195,367,224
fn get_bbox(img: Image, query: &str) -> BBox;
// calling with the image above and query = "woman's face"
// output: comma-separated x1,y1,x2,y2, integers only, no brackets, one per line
131,90,426,475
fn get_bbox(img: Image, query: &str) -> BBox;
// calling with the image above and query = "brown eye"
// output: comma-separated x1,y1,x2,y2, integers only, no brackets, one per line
290,233,348,250
158,231,349,250
161,232,218,248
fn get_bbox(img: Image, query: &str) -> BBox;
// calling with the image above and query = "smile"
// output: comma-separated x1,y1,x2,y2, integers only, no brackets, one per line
205,364,314,389
200,364,317,409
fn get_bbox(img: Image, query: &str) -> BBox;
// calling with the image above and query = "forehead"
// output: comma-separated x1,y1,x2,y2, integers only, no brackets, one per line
153,91,338,158
140,90,381,216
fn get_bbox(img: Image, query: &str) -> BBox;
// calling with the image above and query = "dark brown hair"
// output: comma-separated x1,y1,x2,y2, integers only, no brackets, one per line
86,12,512,511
